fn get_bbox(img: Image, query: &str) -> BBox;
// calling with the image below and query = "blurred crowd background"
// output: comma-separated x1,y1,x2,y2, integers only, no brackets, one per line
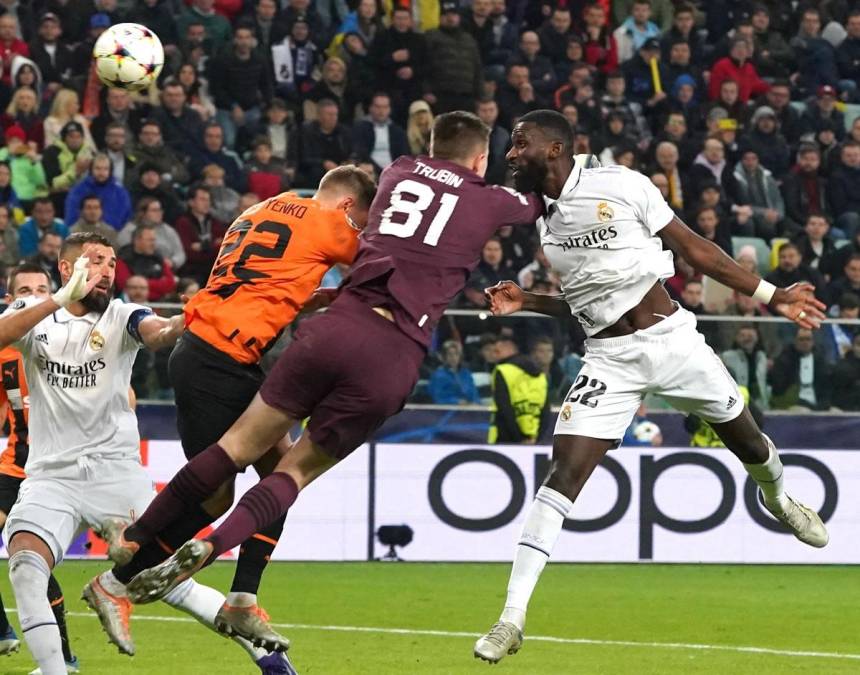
0,0,856,415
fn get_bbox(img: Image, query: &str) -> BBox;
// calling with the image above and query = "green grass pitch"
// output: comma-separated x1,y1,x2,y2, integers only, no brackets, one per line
0,561,857,674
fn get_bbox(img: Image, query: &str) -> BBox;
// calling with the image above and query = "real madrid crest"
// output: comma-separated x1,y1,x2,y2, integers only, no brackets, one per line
89,329,105,352
560,404,572,422
597,201,614,223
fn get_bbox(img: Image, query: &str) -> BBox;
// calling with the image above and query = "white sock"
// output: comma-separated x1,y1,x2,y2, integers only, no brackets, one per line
743,434,788,510
163,578,267,662
8,551,65,675
499,486,573,631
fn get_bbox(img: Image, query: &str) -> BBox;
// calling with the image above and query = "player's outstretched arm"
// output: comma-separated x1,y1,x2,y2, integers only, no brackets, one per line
0,300,57,350
657,217,826,329
485,281,569,318
136,314,185,351
0,255,99,349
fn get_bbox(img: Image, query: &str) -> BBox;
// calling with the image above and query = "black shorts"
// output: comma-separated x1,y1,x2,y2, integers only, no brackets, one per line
0,472,23,515
169,331,265,460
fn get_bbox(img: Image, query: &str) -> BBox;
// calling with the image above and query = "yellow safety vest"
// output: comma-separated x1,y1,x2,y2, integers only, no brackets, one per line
690,386,751,448
488,362,548,443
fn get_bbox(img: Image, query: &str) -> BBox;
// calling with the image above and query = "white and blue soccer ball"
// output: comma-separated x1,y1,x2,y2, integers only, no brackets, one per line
93,23,164,91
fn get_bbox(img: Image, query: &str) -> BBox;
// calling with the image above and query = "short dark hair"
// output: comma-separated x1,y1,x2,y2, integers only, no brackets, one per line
684,278,702,289
8,262,50,294
847,252,860,266
60,231,113,258
370,92,390,105
843,139,860,151
105,121,126,133
778,241,800,256
431,111,491,162
81,194,102,208
806,213,830,225
317,97,339,111
133,224,156,241
529,335,554,350
674,2,695,16
797,142,820,156
251,135,272,150
839,292,860,310
32,197,53,209
234,20,255,35
318,165,377,210
187,184,210,200
518,109,575,155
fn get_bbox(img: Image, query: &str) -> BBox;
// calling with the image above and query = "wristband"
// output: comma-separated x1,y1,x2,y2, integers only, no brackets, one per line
752,279,776,304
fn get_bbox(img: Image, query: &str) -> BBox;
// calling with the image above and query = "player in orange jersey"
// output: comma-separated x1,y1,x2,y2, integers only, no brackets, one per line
0,263,81,671
86,165,376,667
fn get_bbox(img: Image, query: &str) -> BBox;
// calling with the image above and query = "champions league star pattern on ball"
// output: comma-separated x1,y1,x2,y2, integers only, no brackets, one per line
93,23,164,91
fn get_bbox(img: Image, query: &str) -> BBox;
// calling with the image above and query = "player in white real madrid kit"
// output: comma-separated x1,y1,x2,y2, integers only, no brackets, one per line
0,233,292,675
474,111,830,664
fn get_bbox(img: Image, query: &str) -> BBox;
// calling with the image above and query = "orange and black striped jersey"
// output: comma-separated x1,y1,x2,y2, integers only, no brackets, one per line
184,192,361,364
0,346,29,479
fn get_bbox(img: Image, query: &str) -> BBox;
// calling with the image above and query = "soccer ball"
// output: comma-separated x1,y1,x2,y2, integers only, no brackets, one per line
632,420,661,444
93,23,164,91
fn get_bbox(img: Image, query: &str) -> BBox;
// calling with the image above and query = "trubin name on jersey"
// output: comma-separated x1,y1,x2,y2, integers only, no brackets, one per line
37,356,106,389
550,225,619,251
411,160,464,188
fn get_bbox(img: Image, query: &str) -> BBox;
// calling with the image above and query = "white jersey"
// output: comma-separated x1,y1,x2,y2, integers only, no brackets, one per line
2,297,152,475
539,164,676,335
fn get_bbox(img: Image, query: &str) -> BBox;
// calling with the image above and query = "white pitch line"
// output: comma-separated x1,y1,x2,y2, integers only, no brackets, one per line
11,609,859,662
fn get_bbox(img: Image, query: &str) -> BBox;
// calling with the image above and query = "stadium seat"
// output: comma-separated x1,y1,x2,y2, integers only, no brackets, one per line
732,236,773,276
702,276,734,313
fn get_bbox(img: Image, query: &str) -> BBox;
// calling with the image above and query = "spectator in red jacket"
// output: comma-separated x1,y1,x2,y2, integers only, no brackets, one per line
581,2,618,75
0,14,29,87
173,184,227,284
116,224,177,301
708,36,769,103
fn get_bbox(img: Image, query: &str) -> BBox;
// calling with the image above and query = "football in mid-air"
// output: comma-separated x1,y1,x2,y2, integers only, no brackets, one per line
93,23,163,91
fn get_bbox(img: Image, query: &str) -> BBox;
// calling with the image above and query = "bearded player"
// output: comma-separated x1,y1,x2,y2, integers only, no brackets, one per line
106,111,545,652
473,110,828,663
0,234,289,675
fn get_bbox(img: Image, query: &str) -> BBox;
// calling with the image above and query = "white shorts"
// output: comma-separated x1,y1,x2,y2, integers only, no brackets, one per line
555,306,743,440
3,457,155,565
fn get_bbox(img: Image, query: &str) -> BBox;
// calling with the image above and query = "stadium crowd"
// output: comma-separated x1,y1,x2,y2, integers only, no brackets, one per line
0,0,856,411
